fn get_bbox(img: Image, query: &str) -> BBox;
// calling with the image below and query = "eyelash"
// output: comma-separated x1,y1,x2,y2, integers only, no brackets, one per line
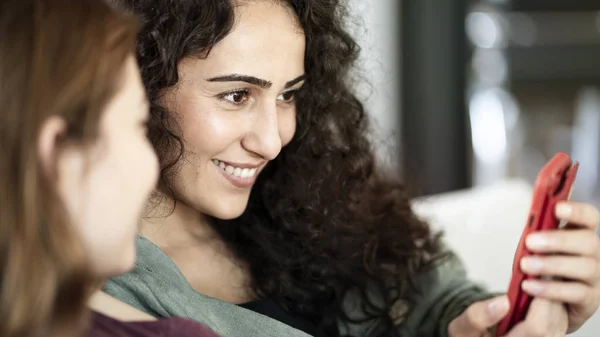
218,89,250,106
217,89,300,107
277,90,298,104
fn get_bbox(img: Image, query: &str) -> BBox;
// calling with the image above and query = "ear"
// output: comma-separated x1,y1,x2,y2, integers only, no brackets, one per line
37,116,67,178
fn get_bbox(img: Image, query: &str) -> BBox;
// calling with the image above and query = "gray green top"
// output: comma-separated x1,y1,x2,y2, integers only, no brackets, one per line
104,236,496,337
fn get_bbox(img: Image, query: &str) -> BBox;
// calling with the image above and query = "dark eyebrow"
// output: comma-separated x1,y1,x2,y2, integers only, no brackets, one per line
285,75,306,89
206,74,306,90
206,74,272,89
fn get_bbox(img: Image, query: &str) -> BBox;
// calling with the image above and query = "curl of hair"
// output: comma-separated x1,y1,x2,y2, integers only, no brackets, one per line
111,0,235,194
115,1,447,336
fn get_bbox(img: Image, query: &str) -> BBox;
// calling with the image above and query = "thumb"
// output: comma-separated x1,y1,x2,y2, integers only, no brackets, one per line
448,295,510,337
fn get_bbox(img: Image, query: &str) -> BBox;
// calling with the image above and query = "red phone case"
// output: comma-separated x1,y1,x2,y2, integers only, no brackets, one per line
495,152,579,337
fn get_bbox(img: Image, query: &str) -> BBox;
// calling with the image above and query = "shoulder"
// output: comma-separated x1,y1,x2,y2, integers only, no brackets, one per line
166,317,222,337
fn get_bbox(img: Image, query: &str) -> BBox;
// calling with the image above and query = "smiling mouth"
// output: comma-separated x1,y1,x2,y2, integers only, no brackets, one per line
211,159,259,179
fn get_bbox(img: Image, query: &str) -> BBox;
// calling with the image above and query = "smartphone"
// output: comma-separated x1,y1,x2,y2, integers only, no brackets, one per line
495,152,579,337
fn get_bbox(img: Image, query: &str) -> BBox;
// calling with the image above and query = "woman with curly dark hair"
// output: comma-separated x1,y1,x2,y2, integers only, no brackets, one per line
103,1,600,337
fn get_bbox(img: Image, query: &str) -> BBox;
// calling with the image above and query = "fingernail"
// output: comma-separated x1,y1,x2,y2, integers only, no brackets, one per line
488,297,509,316
520,257,543,273
526,234,548,249
522,280,543,294
556,203,572,218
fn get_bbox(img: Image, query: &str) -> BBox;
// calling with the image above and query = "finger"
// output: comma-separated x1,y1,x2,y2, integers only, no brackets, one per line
525,230,600,256
501,299,552,337
448,296,509,337
555,201,600,230
521,279,595,309
520,256,599,285
502,298,566,337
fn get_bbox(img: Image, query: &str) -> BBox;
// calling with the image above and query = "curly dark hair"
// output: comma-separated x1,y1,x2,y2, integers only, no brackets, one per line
112,0,447,336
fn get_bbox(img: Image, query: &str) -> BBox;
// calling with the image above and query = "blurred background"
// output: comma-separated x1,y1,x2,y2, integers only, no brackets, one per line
350,1,600,336
352,0,600,200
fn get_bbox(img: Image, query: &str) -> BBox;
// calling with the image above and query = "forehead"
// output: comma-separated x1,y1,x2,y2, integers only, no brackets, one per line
184,1,305,81
101,57,145,126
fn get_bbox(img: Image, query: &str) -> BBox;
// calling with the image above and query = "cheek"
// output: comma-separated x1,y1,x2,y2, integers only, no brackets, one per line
279,110,297,146
147,146,160,186
180,107,243,156
135,139,159,192
88,134,154,225
83,136,154,274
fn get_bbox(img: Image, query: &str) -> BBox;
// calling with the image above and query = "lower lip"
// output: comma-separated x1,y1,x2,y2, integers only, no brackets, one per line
214,163,258,188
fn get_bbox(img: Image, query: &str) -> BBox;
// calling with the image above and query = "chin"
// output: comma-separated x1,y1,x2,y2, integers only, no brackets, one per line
110,254,137,277
204,194,250,220
93,244,137,278
209,206,247,220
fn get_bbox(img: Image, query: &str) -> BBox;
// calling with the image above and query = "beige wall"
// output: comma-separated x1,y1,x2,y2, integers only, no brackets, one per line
349,0,401,162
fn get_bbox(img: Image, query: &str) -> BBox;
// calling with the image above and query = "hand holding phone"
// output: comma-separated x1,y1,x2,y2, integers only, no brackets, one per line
495,152,578,337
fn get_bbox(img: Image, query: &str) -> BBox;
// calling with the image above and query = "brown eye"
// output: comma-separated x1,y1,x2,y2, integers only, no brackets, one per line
277,90,297,103
220,90,249,106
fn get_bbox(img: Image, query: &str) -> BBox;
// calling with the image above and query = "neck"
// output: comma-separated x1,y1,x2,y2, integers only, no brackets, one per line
139,194,218,249
138,193,254,304
88,290,155,322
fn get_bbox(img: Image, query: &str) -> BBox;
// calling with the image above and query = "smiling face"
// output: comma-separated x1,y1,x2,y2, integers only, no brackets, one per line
161,1,305,219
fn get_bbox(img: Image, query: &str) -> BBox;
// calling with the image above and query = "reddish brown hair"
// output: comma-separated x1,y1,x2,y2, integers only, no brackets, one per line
0,1,138,336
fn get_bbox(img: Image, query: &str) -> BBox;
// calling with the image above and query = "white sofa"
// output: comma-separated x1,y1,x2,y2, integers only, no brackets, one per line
412,179,600,337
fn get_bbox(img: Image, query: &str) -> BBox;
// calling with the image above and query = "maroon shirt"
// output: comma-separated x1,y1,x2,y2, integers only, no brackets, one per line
86,311,222,337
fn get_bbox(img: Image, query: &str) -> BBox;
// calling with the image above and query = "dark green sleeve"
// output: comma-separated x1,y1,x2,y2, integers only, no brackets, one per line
395,251,501,337
338,250,502,337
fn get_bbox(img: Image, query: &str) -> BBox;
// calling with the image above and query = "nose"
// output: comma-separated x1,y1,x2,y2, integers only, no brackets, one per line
242,104,282,160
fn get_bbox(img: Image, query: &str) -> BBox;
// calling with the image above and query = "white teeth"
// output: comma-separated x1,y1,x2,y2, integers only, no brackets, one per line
212,160,259,179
